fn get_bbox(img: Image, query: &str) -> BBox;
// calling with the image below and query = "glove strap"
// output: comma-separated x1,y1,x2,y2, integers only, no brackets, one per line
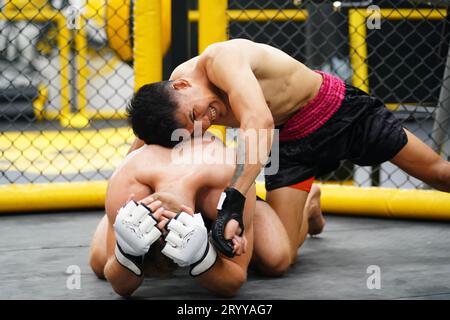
189,240,218,277
115,243,144,277
217,188,246,212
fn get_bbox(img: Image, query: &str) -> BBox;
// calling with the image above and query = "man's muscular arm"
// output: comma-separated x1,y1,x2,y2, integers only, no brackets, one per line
201,43,274,257
103,212,144,297
103,199,165,297
204,44,274,195
196,185,255,297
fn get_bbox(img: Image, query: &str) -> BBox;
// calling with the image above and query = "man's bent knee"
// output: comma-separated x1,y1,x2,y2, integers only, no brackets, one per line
436,161,450,185
256,248,291,277
428,160,450,191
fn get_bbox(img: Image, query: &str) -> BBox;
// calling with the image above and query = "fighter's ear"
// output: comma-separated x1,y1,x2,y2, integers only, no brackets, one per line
172,79,192,90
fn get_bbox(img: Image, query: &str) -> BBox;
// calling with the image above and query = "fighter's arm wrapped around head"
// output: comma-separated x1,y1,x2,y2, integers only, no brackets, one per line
201,43,274,257
188,186,255,296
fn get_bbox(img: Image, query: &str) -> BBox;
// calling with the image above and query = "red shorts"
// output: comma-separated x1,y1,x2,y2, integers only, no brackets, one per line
289,177,314,193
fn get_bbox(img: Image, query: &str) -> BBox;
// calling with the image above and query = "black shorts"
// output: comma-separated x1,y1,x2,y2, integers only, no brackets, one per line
264,85,408,191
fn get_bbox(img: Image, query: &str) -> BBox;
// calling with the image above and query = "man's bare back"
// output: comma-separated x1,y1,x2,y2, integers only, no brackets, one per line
106,136,236,221
170,38,323,127
102,137,239,280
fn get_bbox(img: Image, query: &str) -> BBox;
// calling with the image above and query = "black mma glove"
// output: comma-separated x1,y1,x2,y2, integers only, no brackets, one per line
211,187,246,257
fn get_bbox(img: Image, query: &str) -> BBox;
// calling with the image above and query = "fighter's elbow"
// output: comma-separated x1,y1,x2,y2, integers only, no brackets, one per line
262,116,274,130
242,114,274,131
214,270,247,298
113,285,136,298
104,263,140,298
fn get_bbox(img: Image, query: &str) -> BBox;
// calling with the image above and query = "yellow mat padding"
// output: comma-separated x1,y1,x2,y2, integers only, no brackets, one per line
1,180,450,221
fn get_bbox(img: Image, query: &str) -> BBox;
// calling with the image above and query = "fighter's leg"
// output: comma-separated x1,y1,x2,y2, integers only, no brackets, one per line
266,183,325,263
195,185,256,297
305,184,325,236
89,215,109,279
252,200,291,276
390,129,450,192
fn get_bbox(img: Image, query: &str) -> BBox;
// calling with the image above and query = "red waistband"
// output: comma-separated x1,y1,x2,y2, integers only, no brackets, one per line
278,71,346,142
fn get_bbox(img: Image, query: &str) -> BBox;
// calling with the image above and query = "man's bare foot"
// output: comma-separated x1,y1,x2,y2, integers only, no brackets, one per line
306,184,325,236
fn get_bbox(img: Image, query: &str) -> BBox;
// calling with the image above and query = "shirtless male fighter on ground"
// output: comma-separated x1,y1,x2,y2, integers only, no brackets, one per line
89,134,326,297
127,38,450,262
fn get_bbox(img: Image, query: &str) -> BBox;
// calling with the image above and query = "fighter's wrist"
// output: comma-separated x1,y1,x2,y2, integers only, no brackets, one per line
114,243,144,277
189,239,218,277
218,187,246,212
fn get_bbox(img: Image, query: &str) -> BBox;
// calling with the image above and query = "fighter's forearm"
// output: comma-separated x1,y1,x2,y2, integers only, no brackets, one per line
104,255,144,297
196,256,247,297
197,184,255,297
230,163,260,195
230,119,274,194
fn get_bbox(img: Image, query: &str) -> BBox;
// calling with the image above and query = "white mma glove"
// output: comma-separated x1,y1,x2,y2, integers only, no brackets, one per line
161,212,217,277
113,200,162,276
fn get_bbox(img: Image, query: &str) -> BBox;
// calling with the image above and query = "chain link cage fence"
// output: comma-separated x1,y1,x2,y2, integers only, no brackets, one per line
220,0,449,189
0,0,145,185
0,0,449,194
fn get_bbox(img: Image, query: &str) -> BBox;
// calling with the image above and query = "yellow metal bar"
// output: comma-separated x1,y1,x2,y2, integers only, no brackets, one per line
106,0,133,63
55,15,73,127
189,8,444,23
4,0,48,12
41,110,128,121
85,111,128,120
350,8,446,20
380,8,446,20
74,16,89,118
348,9,369,93
188,10,198,22
227,9,308,22
2,8,62,21
189,9,308,22
33,84,48,120
198,0,227,142
134,0,162,91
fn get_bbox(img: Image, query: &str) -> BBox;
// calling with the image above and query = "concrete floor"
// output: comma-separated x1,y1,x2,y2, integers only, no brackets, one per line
1,211,449,300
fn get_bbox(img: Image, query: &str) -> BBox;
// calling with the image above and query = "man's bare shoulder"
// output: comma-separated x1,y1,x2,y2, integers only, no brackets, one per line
170,56,200,79
204,38,258,52
110,144,163,180
198,39,253,62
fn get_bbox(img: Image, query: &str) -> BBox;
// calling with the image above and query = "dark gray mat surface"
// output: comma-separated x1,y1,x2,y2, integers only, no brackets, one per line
1,211,449,300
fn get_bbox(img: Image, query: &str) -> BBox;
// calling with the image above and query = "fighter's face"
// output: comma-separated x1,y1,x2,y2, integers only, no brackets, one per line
172,80,224,135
